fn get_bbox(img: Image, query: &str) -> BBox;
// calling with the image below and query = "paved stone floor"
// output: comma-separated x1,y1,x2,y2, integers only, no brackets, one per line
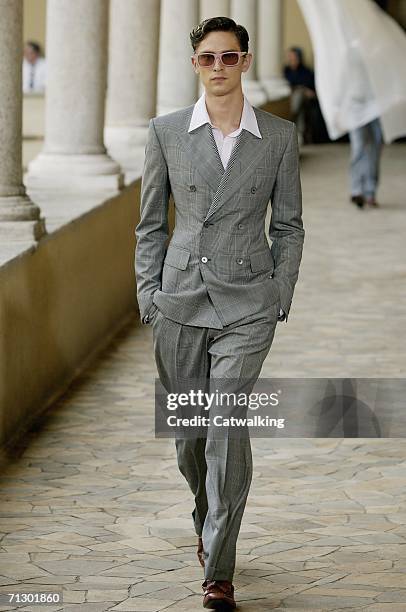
1,144,405,611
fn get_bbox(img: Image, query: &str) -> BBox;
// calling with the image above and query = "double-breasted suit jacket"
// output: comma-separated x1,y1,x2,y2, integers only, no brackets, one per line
135,104,304,329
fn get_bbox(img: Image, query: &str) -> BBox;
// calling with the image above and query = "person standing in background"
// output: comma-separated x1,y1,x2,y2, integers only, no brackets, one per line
23,41,46,93
298,0,406,211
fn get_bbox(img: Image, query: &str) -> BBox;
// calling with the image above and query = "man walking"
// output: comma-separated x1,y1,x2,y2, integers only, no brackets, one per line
135,16,304,610
349,117,383,208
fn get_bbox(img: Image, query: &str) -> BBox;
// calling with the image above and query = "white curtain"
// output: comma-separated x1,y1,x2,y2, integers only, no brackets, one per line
297,0,406,143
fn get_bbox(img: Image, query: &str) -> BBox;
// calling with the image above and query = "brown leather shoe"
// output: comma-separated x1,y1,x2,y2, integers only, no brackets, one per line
365,196,379,207
202,579,236,609
197,537,205,568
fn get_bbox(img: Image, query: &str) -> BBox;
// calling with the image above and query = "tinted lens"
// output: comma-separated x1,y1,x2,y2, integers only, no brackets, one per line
222,52,240,65
198,53,215,67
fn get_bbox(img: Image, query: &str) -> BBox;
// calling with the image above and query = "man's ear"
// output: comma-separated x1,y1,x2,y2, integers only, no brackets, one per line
241,52,252,74
191,56,199,75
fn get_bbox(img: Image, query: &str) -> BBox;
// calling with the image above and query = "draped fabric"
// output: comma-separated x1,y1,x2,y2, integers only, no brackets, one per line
297,0,406,143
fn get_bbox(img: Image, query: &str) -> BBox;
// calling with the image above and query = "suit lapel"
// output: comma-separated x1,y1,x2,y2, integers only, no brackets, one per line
178,122,224,194
204,128,270,221
177,106,272,221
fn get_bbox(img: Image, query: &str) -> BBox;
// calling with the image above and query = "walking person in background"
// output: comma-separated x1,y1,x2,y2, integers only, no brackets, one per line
349,117,383,208
298,0,406,210
23,41,46,93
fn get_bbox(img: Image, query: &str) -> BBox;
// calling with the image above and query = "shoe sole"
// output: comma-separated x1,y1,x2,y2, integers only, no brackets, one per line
203,600,236,610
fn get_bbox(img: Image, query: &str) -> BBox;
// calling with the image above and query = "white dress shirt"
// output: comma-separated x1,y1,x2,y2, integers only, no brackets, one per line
23,57,47,93
188,92,285,320
188,91,261,169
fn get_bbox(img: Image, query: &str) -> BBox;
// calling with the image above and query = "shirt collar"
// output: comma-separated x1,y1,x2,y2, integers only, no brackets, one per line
188,91,262,139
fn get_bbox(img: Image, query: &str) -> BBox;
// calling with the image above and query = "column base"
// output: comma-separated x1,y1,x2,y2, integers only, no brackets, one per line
104,126,149,173
26,153,124,191
262,77,291,101
242,80,268,107
0,194,46,241
0,218,46,242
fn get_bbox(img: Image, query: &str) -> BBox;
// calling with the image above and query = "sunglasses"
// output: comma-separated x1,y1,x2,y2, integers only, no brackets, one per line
192,51,248,67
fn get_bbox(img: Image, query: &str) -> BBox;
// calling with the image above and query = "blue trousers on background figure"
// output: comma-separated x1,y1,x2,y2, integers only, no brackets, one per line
349,117,383,202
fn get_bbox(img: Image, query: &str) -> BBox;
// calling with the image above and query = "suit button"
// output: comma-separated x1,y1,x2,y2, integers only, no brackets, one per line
236,258,244,265
250,186,257,193
190,185,196,192
237,223,244,229
201,256,208,263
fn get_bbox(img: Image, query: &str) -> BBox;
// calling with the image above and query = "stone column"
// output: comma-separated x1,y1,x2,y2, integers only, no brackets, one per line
198,1,231,97
157,0,199,115
0,0,45,241
230,0,267,106
105,0,161,173
200,0,230,20
257,0,290,100
26,0,123,191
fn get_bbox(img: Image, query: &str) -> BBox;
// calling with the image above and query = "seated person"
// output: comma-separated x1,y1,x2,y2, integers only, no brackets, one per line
284,46,317,144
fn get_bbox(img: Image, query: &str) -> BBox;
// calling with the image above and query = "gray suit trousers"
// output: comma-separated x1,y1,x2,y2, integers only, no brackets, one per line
150,301,280,582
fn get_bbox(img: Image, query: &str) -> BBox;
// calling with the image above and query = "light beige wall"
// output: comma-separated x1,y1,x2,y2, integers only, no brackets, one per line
283,0,313,67
0,179,176,464
23,0,47,51
0,184,140,462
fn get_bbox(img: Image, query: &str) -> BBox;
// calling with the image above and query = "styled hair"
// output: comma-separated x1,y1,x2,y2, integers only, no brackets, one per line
190,16,249,53
289,46,304,65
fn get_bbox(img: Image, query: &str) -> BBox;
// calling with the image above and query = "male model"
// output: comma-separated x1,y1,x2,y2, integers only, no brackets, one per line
135,17,304,610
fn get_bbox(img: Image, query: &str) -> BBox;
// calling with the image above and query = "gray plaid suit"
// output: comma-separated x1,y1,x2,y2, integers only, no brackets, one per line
134,103,304,582
135,104,304,328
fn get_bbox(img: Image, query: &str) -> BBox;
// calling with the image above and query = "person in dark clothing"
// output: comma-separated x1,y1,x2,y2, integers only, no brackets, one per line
284,46,318,144
284,47,315,90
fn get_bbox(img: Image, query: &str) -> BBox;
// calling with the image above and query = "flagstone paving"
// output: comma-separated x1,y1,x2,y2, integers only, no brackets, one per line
0,144,405,610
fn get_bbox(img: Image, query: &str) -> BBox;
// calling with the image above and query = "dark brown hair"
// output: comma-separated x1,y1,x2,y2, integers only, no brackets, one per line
190,16,249,53
26,41,42,55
